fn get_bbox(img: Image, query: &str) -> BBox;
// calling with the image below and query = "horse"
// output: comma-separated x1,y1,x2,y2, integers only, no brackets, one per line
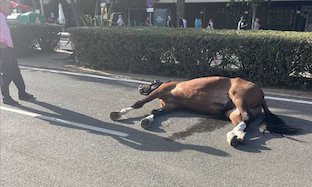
110,76,299,146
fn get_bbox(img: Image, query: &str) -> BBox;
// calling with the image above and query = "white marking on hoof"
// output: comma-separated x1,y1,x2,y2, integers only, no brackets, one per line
110,107,134,121
237,131,246,144
140,114,154,129
120,107,133,115
227,122,247,146
233,122,247,133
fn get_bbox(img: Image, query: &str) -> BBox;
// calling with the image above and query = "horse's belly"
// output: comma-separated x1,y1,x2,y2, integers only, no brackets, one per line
167,77,231,115
181,99,225,115
166,95,227,115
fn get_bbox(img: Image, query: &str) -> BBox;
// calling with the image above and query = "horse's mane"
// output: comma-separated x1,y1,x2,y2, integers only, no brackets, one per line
138,80,164,95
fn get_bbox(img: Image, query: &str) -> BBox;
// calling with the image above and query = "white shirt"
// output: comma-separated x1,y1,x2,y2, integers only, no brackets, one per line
182,18,187,28
117,17,124,26
237,20,244,30
207,21,214,29
253,21,261,30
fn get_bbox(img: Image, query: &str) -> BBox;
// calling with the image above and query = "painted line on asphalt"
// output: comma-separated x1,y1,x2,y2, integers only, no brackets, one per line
0,106,129,137
20,66,150,85
20,66,312,105
265,96,312,105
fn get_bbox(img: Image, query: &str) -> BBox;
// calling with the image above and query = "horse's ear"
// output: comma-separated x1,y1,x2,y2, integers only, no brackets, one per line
152,80,160,84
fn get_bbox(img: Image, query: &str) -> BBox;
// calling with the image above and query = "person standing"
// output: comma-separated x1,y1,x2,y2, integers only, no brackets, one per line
194,18,201,28
116,15,125,27
144,16,151,26
166,15,173,28
252,18,261,30
179,16,187,28
207,19,214,29
0,0,34,105
237,16,248,30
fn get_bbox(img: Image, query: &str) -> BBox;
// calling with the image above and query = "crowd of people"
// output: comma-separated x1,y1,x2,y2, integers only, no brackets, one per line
115,13,261,31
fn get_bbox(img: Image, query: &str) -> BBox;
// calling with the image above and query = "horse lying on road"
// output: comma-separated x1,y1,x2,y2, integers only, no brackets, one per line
110,76,299,146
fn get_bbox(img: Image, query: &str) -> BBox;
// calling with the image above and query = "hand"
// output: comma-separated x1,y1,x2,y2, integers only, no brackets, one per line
0,43,8,48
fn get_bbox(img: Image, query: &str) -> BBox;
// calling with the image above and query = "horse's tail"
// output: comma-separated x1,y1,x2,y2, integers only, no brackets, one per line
262,100,300,134
138,80,164,95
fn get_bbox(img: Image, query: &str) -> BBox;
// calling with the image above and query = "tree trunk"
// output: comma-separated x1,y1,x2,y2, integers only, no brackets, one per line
176,0,185,27
251,4,257,30
94,0,100,16
68,0,82,27
31,0,40,9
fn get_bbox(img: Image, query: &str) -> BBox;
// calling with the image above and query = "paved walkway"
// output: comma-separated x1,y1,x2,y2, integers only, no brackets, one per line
18,51,312,99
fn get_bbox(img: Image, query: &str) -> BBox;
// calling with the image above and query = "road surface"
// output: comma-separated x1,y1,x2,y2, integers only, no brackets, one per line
1,67,312,186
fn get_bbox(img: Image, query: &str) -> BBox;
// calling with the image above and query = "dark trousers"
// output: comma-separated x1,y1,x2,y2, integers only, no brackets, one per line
0,47,26,98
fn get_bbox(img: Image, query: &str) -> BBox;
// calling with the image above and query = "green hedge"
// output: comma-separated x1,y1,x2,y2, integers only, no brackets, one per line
68,27,312,89
10,24,61,56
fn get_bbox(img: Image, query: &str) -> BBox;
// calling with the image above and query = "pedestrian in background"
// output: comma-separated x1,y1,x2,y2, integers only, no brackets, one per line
179,16,187,28
116,15,124,27
252,18,261,30
144,16,151,26
179,17,183,28
182,17,187,28
237,16,248,30
166,15,173,28
0,0,34,105
207,19,214,29
195,18,202,28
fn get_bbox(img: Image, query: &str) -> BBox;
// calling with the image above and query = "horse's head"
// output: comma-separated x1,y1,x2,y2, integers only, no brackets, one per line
138,80,163,95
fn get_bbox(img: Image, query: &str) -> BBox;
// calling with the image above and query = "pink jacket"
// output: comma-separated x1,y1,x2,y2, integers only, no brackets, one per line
0,13,13,48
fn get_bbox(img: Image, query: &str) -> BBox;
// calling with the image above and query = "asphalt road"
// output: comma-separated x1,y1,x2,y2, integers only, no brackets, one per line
1,68,312,186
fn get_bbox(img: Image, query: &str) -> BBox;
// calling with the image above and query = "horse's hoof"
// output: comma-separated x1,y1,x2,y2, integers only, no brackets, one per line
141,119,152,129
110,112,121,121
237,132,246,144
230,135,239,146
227,131,238,147
237,138,244,145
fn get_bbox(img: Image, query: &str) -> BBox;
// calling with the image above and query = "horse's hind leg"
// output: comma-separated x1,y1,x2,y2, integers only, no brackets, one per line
140,103,177,129
225,108,247,146
110,91,159,121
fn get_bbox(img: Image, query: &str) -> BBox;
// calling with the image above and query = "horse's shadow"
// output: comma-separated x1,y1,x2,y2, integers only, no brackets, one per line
14,100,228,157
118,110,227,134
121,110,312,153
235,115,312,153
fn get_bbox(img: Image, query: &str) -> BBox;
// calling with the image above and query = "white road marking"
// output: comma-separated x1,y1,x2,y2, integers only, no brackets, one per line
20,66,312,105
0,106,129,137
20,66,150,84
265,96,312,105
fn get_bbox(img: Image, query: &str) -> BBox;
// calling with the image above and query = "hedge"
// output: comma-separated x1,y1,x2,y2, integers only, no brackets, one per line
68,27,312,89
10,24,61,56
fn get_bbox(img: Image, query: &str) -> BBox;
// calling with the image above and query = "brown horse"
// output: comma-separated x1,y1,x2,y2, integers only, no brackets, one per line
110,76,299,146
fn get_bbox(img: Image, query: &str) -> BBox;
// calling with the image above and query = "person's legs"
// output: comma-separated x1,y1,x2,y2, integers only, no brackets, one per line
13,62,34,100
0,48,18,104
8,48,33,100
10,58,26,95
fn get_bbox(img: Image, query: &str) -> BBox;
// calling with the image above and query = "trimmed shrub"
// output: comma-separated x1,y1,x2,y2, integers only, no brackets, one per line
10,24,61,56
68,27,312,89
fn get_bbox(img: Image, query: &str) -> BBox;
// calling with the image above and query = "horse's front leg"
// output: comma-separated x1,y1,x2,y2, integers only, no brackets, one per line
140,103,177,129
110,91,160,121
225,108,247,146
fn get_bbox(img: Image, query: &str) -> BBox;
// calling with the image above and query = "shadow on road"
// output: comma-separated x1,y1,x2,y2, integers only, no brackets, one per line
235,114,312,153
15,100,229,157
124,109,312,153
